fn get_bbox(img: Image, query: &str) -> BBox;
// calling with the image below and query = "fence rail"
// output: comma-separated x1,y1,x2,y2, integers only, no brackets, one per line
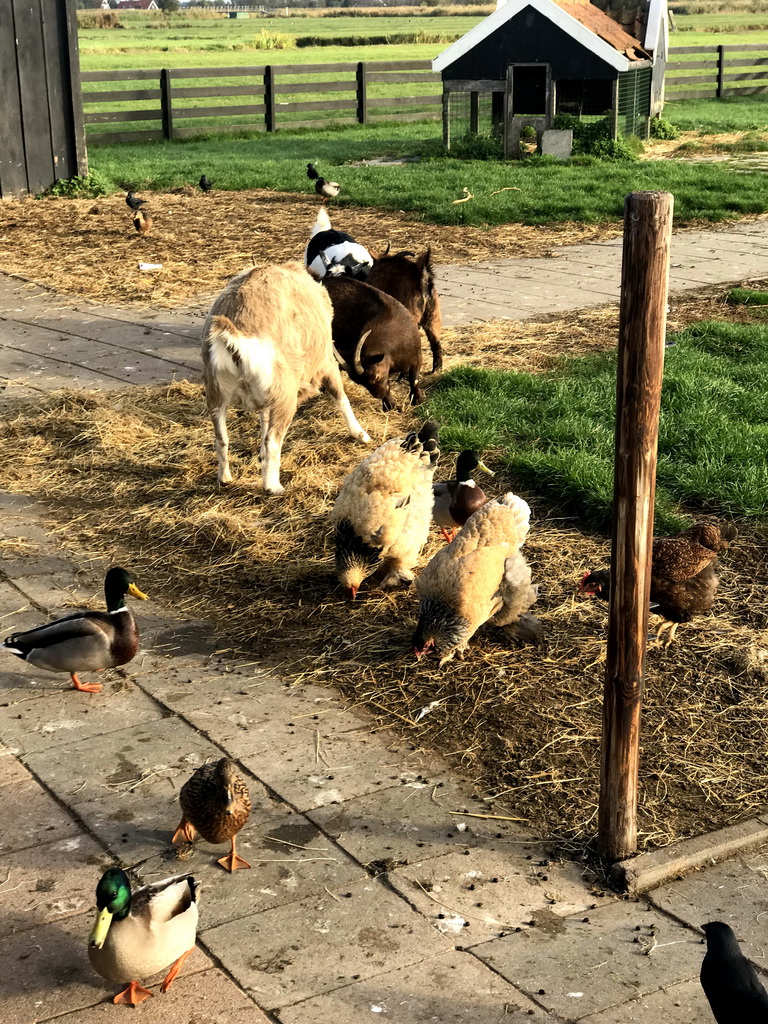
80,46,768,144
81,60,440,144
666,43,768,99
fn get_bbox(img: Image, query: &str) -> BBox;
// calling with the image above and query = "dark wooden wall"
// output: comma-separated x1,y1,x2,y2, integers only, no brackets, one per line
0,0,87,198
440,9,619,83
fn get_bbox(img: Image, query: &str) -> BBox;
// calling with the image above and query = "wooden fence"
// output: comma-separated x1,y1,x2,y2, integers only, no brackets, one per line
81,47,768,144
666,43,768,99
82,60,441,144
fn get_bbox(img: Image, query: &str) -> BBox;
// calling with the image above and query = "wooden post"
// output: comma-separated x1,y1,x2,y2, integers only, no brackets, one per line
598,191,673,864
716,45,726,98
264,65,275,132
611,77,620,140
356,61,367,125
160,68,173,140
442,87,450,149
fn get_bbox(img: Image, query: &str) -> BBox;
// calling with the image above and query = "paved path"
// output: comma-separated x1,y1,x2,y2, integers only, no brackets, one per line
2,496,766,1024
3,219,768,394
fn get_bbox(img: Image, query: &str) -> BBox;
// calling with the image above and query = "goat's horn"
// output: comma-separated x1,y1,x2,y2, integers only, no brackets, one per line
332,344,351,372
353,330,371,375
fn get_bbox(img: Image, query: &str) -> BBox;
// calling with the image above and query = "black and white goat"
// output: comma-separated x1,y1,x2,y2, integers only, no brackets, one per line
304,208,374,281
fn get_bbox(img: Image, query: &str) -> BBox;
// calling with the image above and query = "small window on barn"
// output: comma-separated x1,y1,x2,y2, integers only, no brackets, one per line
555,79,613,117
510,66,548,116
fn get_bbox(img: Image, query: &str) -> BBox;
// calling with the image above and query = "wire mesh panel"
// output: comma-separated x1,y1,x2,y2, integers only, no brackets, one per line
617,66,652,138
555,78,612,117
446,88,505,146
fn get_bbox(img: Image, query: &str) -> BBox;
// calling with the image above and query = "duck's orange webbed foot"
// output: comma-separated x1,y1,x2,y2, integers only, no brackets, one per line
113,980,153,1005
161,948,194,993
70,672,102,694
171,816,197,844
217,837,251,873
440,527,457,543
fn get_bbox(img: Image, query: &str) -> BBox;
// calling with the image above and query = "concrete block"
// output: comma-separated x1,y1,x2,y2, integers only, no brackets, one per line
0,767,81,854
22,717,227,809
388,845,597,944
34,967,268,1024
180,687,441,812
140,810,363,931
0,834,110,938
541,130,573,159
582,978,712,1023
648,840,768,959
278,949,556,1024
471,899,702,1020
307,780,529,868
620,817,768,893
201,876,452,1010
0,680,166,755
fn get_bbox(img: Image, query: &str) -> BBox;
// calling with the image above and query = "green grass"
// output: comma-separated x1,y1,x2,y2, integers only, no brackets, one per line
87,122,768,226
665,95,768,132
726,287,768,305
422,320,768,532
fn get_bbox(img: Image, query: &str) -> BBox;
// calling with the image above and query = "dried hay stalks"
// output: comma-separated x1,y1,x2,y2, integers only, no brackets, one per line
1,329,766,851
0,190,620,309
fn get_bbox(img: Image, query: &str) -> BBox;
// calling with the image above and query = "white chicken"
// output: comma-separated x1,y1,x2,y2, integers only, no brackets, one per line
332,421,439,599
413,492,539,665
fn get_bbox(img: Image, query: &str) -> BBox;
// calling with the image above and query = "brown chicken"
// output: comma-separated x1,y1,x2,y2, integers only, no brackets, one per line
579,522,738,645
133,209,152,235
413,492,538,665
172,758,251,872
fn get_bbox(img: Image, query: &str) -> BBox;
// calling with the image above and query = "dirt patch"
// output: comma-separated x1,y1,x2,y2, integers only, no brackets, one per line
1,285,766,856
642,130,768,162
0,189,621,309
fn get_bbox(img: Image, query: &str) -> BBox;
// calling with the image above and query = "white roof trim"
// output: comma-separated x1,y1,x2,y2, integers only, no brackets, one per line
433,0,636,74
644,0,667,51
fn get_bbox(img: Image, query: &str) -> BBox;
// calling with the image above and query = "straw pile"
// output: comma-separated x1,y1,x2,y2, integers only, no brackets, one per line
0,189,620,309
1,285,766,854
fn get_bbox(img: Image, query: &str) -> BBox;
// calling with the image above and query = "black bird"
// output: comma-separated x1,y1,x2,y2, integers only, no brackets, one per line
125,192,146,211
306,162,341,202
199,175,213,193
700,921,768,1023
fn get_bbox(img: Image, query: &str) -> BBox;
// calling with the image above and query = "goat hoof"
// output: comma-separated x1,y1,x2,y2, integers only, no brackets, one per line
357,431,372,444
264,484,285,496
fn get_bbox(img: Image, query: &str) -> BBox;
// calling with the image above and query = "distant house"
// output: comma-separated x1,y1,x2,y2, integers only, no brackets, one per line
433,0,667,155
114,0,160,8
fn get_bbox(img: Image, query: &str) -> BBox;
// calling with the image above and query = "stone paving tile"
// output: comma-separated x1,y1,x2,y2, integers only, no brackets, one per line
0,834,110,938
578,978,711,1023
21,716,226,810
179,686,442,812
0,765,81,854
140,809,364,931
37,967,270,1024
648,842,768,960
0,680,166,755
201,875,452,1010
0,913,212,1024
388,846,597,945
469,899,702,1021
277,948,556,1024
306,781,529,868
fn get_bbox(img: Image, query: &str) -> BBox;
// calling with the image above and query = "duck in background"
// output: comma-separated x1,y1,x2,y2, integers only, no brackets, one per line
433,450,494,542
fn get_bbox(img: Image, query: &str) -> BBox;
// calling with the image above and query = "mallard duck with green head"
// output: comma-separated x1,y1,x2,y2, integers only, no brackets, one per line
433,450,494,542
88,868,199,1006
172,758,252,873
1,567,147,693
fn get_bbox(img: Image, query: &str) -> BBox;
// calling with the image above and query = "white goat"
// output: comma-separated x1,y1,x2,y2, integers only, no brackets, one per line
202,262,370,494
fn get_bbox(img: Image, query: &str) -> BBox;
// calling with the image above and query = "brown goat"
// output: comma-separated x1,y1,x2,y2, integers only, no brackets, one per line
324,277,425,412
202,263,370,494
366,246,443,373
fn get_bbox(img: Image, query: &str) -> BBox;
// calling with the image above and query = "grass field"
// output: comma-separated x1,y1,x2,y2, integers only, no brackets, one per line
424,320,768,531
86,107,768,226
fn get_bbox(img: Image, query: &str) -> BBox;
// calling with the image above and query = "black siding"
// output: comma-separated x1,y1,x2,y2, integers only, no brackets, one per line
442,7,619,82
